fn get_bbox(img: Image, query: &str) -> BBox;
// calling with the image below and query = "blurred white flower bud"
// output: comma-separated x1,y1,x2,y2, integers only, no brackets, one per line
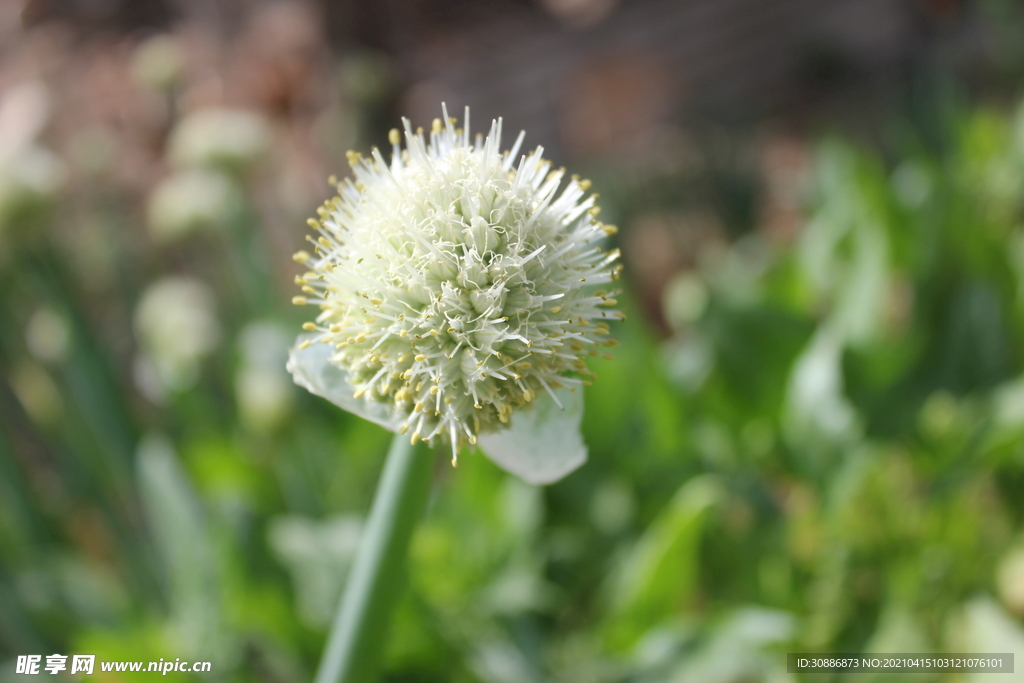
67,126,117,177
0,81,50,157
235,322,293,432
662,272,708,331
131,34,185,91
10,361,63,425
0,82,64,234
997,545,1024,616
25,307,70,363
891,162,931,209
134,277,220,395
146,168,241,242
589,477,635,534
0,146,65,232
918,390,960,441
169,108,271,170
236,368,293,433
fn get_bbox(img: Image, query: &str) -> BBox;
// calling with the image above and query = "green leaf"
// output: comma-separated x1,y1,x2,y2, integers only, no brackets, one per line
267,514,363,628
136,434,227,661
605,474,722,648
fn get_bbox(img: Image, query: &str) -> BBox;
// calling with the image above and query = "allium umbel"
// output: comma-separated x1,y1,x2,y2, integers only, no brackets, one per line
288,106,621,484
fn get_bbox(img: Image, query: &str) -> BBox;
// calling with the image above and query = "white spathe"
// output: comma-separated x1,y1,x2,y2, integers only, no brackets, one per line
288,339,587,485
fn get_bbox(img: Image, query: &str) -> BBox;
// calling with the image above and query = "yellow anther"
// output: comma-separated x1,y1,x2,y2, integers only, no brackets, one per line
293,250,311,263
298,339,311,350
302,322,317,331
328,174,338,185
389,128,401,145
432,118,442,134
369,298,383,305
415,354,427,362
292,296,307,305
429,385,439,396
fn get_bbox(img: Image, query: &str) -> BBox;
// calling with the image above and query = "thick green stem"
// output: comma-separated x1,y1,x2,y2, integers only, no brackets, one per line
314,435,435,683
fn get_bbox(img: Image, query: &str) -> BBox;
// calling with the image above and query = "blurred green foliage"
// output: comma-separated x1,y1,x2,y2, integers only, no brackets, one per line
4,71,1024,682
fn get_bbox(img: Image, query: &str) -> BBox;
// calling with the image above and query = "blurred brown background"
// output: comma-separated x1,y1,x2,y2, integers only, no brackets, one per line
5,0,1020,331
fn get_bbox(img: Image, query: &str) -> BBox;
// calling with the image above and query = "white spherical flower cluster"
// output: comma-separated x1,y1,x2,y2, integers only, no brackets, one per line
290,106,621,465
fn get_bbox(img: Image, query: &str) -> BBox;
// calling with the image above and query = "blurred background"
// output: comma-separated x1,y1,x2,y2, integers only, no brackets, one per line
3,0,1024,680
